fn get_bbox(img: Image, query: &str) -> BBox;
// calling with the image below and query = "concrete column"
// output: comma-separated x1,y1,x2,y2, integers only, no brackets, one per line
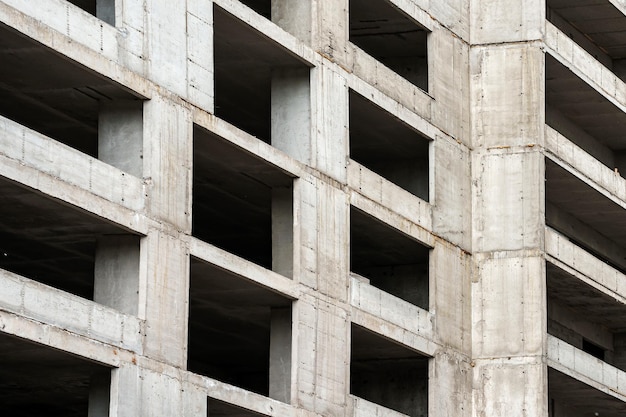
98,100,143,177
311,0,348,64
269,307,293,403
470,0,547,415
94,235,141,316
271,0,313,44
96,0,116,26
271,68,311,165
272,186,294,278
88,371,111,417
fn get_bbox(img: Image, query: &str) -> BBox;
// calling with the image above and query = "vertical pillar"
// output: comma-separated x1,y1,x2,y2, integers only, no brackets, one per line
269,307,293,403
96,0,116,26
271,67,311,164
94,235,141,315
272,186,294,278
98,100,143,177
271,0,313,44
470,0,547,415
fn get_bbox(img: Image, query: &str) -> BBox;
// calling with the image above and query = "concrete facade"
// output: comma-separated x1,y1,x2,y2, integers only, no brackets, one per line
0,0,624,416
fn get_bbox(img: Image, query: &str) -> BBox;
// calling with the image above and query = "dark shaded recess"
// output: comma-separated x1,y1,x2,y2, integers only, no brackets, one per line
349,90,430,201
349,0,429,91
350,207,429,309
0,332,112,417
239,0,271,19
0,23,141,157
213,5,310,143
0,176,136,299
192,125,294,269
187,257,292,396
351,324,429,417
66,0,96,16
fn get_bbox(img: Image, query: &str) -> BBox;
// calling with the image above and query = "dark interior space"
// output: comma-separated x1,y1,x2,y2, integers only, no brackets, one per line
549,367,626,417
350,207,430,310
546,0,626,81
193,125,294,270
349,0,429,91
0,176,139,299
351,324,429,417
0,23,142,158
213,5,310,143
188,257,293,396
545,55,626,176
239,0,271,19
0,332,112,417
547,261,626,372
209,398,267,417
66,0,96,16
349,90,430,201
545,159,626,273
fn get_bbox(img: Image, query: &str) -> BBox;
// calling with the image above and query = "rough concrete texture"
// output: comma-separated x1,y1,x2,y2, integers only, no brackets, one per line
0,0,625,416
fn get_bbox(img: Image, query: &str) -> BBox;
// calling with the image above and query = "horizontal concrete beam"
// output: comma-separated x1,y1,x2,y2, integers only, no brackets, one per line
0,268,144,352
0,115,145,212
545,227,626,302
213,0,317,65
547,334,626,402
193,109,305,179
0,1,151,99
352,395,410,417
545,21,626,111
350,276,434,343
348,162,433,233
545,125,626,208
345,44,433,117
189,237,301,300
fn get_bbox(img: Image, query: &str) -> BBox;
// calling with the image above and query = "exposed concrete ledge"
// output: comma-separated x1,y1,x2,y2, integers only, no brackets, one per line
0,0,151,99
548,335,626,401
348,161,433,235
0,156,148,236
346,44,433,119
545,21,626,112
348,73,441,143
189,237,301,300
545,227,626,301
350,276,436,357
545,131,626,212
0,115,145,213
351,395,410,417
545,125,626,207
0,269,144,353
193,109,306,180
213,0,317,66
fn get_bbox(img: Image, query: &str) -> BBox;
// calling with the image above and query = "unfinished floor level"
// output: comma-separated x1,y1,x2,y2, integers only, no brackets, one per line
0,0,624,416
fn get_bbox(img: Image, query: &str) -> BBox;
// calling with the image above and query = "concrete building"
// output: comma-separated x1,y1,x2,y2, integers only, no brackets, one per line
0,0,625,416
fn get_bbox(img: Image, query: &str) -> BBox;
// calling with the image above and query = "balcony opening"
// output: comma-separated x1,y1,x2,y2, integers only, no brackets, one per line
549,367,626,417
545,158,626,273
547,261,626,372
350,207,429,310
349,0,428,91
188,257,294,400
351,324,429,417
546,0,626,82
349,90,430,201
213,5,311,144
0,24,144,174
546,54,626,179
193,125,295,274
0,332,113,417
0,176,140,305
